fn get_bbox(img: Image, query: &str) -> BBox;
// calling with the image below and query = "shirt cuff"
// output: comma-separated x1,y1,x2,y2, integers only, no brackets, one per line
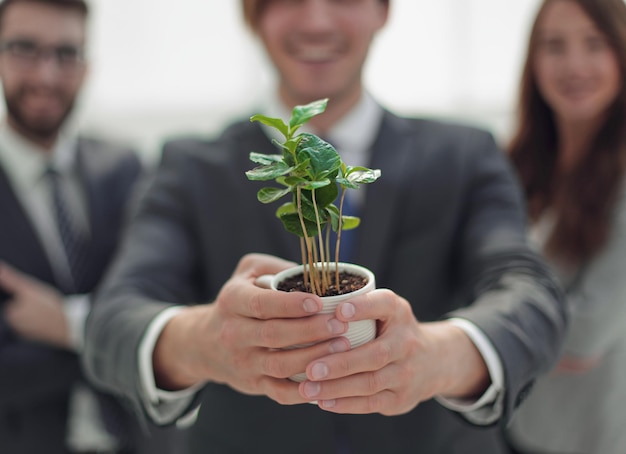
63,294,90,352
138,305,205,425
434,317,504,425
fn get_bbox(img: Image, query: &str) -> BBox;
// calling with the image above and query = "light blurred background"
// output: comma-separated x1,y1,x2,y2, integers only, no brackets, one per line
59,0,543,161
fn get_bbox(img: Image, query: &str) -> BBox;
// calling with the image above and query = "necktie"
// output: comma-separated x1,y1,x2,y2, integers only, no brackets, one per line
48,168,131,448
47,167,88,293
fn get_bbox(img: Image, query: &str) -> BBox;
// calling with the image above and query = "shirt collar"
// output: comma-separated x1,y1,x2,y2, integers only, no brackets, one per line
325,93,383,166
0,122,78,187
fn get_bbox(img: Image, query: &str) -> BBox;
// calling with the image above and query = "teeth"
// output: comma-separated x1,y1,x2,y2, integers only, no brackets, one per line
298,47,334,61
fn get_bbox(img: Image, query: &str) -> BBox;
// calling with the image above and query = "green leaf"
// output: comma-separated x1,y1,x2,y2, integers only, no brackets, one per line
296,134,341,179
257,186,291,204
250,114,289,138
245,161,293,181
279,212,321,237
348,168,381,185
298,192,320,222
283,176,307,186
248,152,283,165
312,182,339,208
325,206,359,232
337,167,381,188
336,177,359,190
300,179,332,191
326,204,340,231
341,216,360,231
292,158,311,176
275,202,297,217
289,99,328,129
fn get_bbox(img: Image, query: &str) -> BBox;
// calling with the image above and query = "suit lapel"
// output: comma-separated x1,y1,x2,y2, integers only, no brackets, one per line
356,112,421,280
0,165,56,296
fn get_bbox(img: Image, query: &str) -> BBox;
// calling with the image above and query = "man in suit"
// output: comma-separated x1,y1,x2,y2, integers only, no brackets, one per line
0,1,186,453
83,0,567,453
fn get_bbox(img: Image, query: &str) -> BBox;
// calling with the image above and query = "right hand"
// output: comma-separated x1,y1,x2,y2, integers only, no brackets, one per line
0,262,71,349
152,253,352,405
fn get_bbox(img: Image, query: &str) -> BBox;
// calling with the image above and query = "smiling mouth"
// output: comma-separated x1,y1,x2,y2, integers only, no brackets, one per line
297,47,338,62
560,87,595,100
558,79,597,98
287,36,344,63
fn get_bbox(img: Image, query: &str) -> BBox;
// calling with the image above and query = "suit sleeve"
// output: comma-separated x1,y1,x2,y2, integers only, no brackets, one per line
83,145,203,426
446,129,567,426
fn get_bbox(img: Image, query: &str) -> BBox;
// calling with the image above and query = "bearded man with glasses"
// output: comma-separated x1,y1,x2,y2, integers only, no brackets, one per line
0,1,186,453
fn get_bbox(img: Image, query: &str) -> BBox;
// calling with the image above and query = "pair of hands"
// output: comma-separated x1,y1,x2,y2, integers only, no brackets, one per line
153,253,490,416
0,262,71,349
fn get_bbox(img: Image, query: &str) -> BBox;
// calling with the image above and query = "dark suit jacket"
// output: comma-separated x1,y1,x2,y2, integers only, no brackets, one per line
84,111,567,454
0,137,141,454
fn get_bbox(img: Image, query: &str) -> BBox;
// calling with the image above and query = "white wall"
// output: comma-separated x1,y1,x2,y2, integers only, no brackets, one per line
74,0,542,160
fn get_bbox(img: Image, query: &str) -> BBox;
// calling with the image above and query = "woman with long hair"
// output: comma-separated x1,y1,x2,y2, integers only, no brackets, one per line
506,0,626,452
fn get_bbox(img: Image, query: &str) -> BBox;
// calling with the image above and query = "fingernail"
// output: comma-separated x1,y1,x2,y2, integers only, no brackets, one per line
327,318,345,334
303,381,321,398
340,302,355,319
320,399,336,408
311,362,328,380
303,298,318,313
329,338,350,354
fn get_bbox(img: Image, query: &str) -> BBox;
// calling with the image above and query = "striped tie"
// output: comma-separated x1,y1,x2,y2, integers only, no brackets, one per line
47,167,88,293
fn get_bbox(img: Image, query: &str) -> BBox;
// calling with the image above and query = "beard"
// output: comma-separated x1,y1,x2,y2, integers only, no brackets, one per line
4,87,76,143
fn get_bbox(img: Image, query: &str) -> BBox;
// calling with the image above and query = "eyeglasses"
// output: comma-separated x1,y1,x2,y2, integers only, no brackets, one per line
0,39,85,71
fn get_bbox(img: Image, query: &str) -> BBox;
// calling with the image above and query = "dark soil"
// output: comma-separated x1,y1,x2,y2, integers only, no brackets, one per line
276,271,367,297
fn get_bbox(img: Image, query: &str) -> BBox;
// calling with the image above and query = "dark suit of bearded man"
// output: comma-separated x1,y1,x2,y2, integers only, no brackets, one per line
0,133,186,454
83,96,567,454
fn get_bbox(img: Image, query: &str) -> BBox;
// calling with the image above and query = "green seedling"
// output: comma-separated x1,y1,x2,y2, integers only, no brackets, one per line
246,98,381,296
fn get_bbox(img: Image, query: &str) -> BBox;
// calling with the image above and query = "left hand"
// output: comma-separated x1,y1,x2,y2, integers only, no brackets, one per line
0,262,71,349
297,289,490,415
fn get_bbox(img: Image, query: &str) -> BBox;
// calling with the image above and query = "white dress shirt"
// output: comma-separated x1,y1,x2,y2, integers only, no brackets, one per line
137,92,505,426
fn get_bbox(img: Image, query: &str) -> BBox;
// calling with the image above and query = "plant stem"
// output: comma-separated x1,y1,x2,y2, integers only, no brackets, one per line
296,187,315,293
300,237,309,290
335,188,347,286
311,189,329,293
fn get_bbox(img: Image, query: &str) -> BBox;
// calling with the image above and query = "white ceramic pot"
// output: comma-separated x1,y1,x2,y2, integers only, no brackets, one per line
257,262,376,382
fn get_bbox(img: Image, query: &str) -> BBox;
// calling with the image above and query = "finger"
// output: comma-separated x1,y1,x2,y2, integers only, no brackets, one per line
0,262,30,294
220,276,323,319
237,314,349,349
335,289,407,323
315,389,400,415
301,337,399,384
257,336,352,379
300,364,402,401
235,253,297,278
258,376,310,406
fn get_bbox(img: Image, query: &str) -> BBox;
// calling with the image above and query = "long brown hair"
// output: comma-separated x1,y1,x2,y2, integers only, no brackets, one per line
509,0,626,263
